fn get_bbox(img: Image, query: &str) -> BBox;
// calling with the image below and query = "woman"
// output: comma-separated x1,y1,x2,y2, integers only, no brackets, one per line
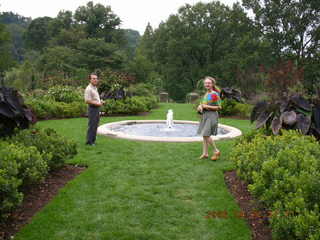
197,76,222,161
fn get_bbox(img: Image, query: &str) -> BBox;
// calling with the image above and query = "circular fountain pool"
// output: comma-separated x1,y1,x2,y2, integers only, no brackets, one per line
97,120,242,142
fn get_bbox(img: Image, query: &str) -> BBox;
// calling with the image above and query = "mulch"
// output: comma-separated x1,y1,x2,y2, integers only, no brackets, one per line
224,170,273,240
0,165,86,240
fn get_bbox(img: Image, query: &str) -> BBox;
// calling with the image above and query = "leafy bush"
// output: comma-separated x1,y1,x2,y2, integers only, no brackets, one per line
8,128,77,170
102,96,158,115
230,130,320,239
0,142,48,218
124,96,147,114
219,99,252,118
141,96,159,110
0,127,78,220
127,83,157,97
233,102,253,118
25,88,158,119
220,99,238,116
26,98,87,119
0,142,23,219
47,85,83,103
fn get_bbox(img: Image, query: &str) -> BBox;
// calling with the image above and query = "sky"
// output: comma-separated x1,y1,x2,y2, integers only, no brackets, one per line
0,0,240,34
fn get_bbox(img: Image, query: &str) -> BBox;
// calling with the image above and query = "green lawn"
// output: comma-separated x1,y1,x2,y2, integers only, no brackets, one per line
15,103,253,240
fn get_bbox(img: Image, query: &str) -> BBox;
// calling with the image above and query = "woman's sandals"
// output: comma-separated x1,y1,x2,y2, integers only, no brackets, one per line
199,154,209,159
211,151,221,161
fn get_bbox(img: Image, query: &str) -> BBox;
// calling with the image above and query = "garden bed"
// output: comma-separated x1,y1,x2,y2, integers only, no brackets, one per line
0,165,86,240
224,170,272,240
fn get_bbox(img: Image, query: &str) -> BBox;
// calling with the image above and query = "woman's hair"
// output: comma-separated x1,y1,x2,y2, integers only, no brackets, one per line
204,76,220,93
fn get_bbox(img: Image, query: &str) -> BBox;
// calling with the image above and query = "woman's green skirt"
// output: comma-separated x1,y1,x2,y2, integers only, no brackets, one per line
197,110,219,137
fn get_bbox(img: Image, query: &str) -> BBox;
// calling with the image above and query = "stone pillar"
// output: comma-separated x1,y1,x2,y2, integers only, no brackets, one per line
159,92,169,103
186,92,200,103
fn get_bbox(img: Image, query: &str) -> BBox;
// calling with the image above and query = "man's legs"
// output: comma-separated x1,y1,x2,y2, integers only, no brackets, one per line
86,106,100,145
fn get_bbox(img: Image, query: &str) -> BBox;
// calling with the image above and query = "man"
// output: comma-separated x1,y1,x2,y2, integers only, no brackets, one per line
84,73,105,145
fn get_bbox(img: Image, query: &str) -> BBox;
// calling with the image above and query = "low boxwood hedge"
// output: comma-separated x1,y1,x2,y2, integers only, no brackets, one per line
0,128,77,220
230,130,320,240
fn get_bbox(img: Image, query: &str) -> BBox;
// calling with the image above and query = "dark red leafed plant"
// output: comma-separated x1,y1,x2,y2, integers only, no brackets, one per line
0,87,37,137
251,94,320,140
220,87,243,102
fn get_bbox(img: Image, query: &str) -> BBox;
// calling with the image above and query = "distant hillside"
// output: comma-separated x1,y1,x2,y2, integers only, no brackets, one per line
0,12,31,62
123,29,141,58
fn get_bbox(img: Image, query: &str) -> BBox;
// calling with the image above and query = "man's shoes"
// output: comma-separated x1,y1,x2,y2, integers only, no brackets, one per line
86,142,96,146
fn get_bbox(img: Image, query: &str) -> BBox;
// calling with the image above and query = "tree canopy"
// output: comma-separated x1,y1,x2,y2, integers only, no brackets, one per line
1,0,319,99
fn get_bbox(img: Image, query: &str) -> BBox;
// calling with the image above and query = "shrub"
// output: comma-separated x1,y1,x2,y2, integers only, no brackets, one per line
141,96,159,110
220,99,237,116
219,99,252,118
230,130,320,239
102,96,158,115
26,98,87,120
233,102,253,118
124,96,147,114
0,142,23,219
127,83,156,97
8,128,77,170
47,85,83,103
0,141,48,218
0,127,78,220
26,89,158,119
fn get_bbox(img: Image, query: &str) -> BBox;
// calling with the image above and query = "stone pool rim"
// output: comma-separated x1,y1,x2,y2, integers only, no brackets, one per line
97,120,242,142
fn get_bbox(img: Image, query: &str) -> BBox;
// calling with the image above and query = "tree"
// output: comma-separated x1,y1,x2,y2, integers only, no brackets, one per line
49,26,87,48
38,46,81,78
242,0,320,92
138,23,154,58
25,17,53,51
123,29,140,59
140,1,271,100
76,38,125,71
74,1,121,42
242,0,320,63
49,10,74,37
0,23,15,73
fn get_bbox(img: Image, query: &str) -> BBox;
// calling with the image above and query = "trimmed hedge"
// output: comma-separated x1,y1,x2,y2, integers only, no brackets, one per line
220,99,253,118
26,98,87,119
230,130,320,240
0,142,44,218
8,128,77,170
26,96,159,119
0,128,77,220
102,96,159,115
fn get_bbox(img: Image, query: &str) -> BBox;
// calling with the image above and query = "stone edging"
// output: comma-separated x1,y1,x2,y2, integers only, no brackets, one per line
97,120,242,142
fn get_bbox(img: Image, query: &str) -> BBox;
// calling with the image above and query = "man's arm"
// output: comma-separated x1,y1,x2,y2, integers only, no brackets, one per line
85,99,102,107
84,88,104,106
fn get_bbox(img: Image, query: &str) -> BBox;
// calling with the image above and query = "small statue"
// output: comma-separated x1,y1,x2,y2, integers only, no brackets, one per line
166,109,174,128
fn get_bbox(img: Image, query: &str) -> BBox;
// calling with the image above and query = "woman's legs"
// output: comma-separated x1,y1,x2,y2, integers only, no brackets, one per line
200,137,209,158
204,136,220,160
205,136,219,153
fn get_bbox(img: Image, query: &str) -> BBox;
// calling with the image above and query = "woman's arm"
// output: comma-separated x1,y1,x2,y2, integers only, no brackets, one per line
202,104,221,111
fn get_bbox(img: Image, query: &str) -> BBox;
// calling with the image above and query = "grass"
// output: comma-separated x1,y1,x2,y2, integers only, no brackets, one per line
15,103,253,240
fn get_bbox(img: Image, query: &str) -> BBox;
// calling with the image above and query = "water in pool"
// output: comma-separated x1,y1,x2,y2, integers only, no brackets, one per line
111,123,229,138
